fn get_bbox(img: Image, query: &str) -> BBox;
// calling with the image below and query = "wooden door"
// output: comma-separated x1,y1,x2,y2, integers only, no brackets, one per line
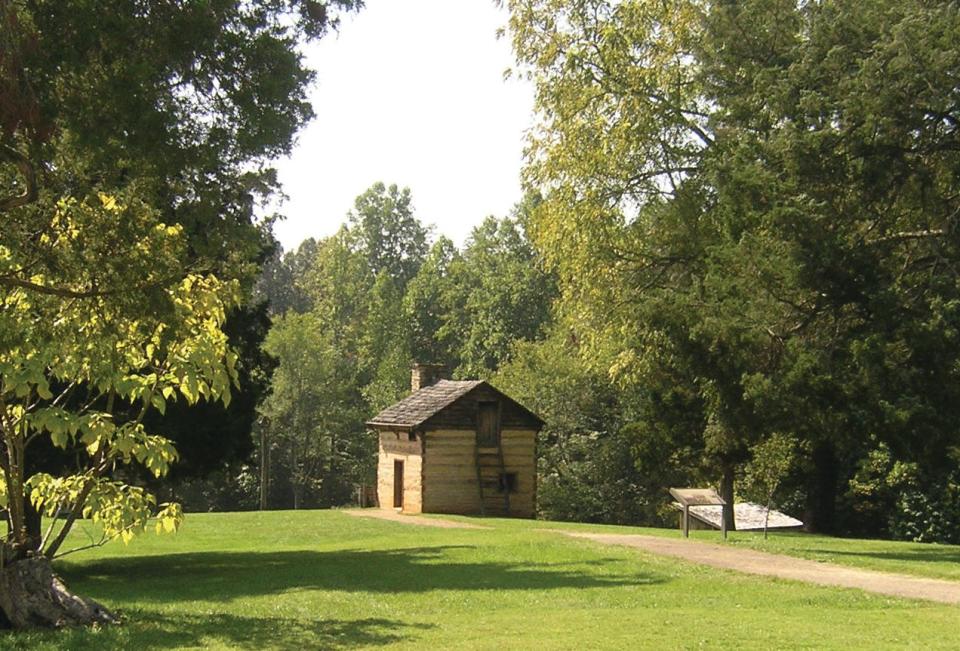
393,459,404,508
477,401,500,447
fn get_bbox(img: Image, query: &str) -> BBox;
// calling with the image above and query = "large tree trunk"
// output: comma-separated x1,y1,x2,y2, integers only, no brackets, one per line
0,554,119,629
720,463,736,532
23,499,42,552
805,442,838,534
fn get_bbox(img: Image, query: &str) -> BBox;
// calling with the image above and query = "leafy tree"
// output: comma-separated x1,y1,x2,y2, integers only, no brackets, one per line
361,272,413,411
506,0,960,533
259,312,369,509
741,434,803,539
446,215,557,378
403,237,461,368
304,228,375,348
257,238,320,316
847,444,960,544
346,182,430,289
0,194,237,626
0,0,359,628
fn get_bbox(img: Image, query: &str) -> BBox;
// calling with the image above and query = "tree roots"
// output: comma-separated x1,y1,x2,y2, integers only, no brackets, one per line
0,556,119,629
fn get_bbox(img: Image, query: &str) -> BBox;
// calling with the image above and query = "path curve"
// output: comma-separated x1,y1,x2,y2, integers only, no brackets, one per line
342,509,490,529
556,532,960,605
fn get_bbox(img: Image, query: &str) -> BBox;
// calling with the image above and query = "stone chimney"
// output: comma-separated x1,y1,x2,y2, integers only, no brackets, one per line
411,363,446,392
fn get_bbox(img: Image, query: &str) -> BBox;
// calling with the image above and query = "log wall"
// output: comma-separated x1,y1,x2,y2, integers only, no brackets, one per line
421,428,536,517
377,431,423,514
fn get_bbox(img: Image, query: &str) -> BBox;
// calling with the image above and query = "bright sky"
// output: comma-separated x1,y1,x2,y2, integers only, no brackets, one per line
269,0,535,253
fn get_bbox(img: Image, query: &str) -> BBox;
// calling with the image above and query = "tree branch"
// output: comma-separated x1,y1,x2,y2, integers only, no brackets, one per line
0,144,38,212
867,229,948,245
0,275,120,299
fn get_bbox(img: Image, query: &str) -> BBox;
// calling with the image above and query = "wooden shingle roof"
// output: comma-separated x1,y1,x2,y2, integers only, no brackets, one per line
366,379,483,429
366,379,544,431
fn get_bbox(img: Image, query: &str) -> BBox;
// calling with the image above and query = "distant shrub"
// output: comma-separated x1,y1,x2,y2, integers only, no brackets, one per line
848,444,960,544
891,476,960,545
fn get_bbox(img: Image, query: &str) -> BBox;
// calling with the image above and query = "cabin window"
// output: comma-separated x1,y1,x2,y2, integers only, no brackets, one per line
498,472,517,493
477,401,500,447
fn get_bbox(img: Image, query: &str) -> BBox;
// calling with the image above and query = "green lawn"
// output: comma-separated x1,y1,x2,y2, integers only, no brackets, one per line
467,516,960,582
3,510,958,650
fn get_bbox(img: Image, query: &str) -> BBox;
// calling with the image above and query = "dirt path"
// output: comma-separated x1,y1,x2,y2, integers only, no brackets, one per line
341,509,490,529
557,532,960,605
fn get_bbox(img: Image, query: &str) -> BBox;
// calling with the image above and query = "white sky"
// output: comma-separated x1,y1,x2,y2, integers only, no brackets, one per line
268,0,534,252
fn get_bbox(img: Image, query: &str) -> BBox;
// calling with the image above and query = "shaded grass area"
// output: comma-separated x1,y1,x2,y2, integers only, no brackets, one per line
1,510,958,650
66,546,649,600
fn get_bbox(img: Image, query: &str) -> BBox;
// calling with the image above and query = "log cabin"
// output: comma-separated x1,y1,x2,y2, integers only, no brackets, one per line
367,365,543,517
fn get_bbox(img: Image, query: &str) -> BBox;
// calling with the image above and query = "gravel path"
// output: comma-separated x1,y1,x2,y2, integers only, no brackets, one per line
341,509,490,529
556,532,960,605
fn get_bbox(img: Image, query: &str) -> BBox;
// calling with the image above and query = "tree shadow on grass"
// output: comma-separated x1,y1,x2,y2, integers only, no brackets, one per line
796,547,960,566
61,545,663,604
10,613,429,650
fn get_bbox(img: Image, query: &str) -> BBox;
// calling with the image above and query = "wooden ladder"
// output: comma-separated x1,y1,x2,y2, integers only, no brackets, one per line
475,444,510,517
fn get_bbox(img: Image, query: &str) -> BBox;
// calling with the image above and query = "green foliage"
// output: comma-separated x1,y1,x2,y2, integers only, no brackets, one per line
1,193,238,556
506,0,960,533
2,0,359,285
347,182,430,289
257,239,320,316
446,215,557,378
361,272,412,410
848,444,960,544
741,435,803,506
403,237,461,368
28,474,182,543
259,311,369,507
1,0,360,567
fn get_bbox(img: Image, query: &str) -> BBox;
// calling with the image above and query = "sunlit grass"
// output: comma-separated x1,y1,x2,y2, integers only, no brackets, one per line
3,510,957,650
461,515,960,582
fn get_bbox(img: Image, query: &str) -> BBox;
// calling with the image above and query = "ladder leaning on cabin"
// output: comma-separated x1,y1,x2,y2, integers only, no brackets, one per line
475,401,510,516
474,444,510,516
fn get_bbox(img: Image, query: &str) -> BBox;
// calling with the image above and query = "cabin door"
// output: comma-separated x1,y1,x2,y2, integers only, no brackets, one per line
477,401,500,447
393,460,404,509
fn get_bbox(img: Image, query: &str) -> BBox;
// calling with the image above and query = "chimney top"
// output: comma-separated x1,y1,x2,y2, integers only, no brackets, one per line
411,363,446,392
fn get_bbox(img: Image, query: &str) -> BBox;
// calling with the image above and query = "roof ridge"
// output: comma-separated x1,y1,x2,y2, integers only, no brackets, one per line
366,379,485,429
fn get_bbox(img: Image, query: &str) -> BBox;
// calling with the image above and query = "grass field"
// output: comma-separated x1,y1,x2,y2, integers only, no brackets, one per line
3,510,959,650
481,517,960,582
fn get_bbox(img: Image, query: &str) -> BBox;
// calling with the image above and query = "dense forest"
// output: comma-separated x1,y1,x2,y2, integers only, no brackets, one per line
174,0,960,546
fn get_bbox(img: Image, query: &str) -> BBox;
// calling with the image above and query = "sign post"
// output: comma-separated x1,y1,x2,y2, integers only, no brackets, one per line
669,487,728,540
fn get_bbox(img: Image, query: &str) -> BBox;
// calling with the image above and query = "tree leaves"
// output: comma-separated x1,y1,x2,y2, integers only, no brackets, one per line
506,0,960,530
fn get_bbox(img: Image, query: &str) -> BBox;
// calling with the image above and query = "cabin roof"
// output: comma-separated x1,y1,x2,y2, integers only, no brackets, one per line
366,379,543,430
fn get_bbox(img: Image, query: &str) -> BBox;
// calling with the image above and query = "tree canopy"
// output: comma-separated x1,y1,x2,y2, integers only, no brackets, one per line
505,0,960,533
0,0,360,628
254,184,558,509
